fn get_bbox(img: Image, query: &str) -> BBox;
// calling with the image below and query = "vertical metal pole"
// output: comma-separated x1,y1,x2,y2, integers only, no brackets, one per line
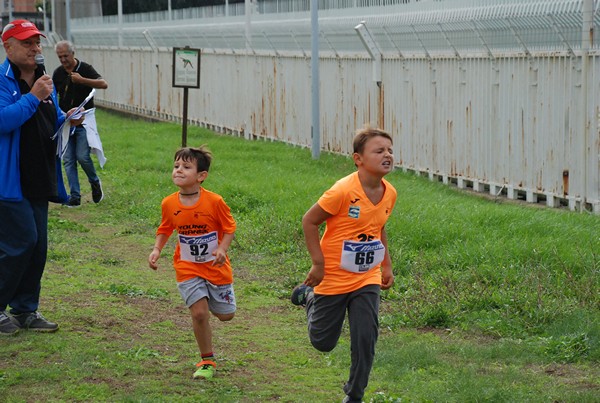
117,0,123,47
8,0,12,21
311,0,320,159
355,22,383,127
168,0,172,20
42,0,48,37
51,0,56,35
245,0,251,50
581,0,593,205
65,0,71,42
182,87,189,147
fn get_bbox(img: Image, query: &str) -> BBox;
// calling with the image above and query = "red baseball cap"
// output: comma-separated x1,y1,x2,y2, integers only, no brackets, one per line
2,20,46,42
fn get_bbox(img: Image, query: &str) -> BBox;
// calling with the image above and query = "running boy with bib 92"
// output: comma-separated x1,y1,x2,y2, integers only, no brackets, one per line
291,127,397,402
148,145,237,380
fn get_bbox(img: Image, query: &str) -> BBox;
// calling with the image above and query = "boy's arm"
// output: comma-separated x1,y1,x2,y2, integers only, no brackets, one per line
302,203,331,287
212,232,234,267
148,233,169,270
380,226,394,290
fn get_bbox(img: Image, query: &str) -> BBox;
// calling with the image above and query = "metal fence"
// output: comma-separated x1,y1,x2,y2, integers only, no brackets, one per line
72,0,438,26
70,0,599,55
33,0,600,212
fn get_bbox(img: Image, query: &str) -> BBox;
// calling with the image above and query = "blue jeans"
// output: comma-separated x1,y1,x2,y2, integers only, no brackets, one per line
63,125,99,200
0,198,49,314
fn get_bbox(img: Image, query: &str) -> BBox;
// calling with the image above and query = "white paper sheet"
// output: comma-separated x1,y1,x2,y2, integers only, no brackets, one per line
53,89,96,158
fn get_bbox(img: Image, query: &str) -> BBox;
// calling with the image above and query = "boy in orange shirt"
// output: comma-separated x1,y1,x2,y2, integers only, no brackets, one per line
149,145,236,380
292,128,397,402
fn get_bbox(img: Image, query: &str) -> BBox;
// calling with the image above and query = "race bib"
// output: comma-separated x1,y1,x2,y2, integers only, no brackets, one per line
340,239,385,273
179,231,218,263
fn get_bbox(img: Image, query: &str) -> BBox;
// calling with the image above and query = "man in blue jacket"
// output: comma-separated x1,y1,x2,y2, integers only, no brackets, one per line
0,20,82,335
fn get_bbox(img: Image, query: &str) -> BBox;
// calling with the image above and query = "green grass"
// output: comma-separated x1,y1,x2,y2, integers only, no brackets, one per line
0,109,599,402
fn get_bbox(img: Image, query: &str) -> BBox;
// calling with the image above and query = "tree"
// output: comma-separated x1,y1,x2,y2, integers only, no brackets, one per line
34,0,51,14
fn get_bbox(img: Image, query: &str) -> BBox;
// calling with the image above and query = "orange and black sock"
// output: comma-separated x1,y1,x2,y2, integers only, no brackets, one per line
201,352,215,364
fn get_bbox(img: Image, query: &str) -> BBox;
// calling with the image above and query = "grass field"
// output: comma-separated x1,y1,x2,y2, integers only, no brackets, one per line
1,109,599,402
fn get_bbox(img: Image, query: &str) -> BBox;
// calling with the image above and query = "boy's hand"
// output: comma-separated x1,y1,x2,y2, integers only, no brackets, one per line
304,264,325,287
148,250,160,270
212,247,227,267
381,266,394,290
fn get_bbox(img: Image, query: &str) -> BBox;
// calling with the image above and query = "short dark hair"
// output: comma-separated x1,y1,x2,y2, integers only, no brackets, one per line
353,127,393,154
174,145,212,172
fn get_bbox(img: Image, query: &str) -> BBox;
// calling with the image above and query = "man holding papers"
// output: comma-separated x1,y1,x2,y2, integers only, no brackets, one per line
53,40,108,207
0,20,82,335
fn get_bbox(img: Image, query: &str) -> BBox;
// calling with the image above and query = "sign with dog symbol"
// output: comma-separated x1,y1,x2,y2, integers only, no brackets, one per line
173,47,201,88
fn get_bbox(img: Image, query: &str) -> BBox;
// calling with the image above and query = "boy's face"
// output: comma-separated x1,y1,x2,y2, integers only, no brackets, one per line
353,135,394,177
172,157,207,188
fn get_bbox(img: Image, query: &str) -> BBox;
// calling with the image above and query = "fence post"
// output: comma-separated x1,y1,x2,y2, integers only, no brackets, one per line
355,21,383,128
581,0,594,207
311,0,320,159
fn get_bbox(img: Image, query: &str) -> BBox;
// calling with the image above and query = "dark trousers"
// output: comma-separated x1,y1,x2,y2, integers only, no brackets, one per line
0,198,48,314
306,284,380,402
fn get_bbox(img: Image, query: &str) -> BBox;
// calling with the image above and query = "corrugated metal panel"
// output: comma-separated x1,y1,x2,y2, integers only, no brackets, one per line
48,0,600,212
70,45,599,212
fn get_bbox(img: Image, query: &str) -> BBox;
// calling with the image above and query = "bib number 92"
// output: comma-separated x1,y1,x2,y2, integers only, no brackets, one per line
179,231,218,263
189,243,208,257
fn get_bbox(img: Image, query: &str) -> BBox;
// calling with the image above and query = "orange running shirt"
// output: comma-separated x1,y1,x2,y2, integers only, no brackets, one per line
314,172,397,295
156,188,236,285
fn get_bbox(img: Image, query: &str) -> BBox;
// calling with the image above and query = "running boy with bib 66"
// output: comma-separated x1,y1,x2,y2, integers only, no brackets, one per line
291,127,397,402
149,145,237,380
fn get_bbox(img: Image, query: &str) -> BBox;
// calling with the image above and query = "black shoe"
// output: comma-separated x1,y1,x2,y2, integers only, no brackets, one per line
291,284,313,306
0,311,19,336
12,311,59,332
66,196,81,208
91,180,103,203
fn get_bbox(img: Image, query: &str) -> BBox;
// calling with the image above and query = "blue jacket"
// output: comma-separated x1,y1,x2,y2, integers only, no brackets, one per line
0,58,66,202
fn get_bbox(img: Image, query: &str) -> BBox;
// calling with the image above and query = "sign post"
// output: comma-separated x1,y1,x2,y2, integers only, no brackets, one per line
172,47,201,147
